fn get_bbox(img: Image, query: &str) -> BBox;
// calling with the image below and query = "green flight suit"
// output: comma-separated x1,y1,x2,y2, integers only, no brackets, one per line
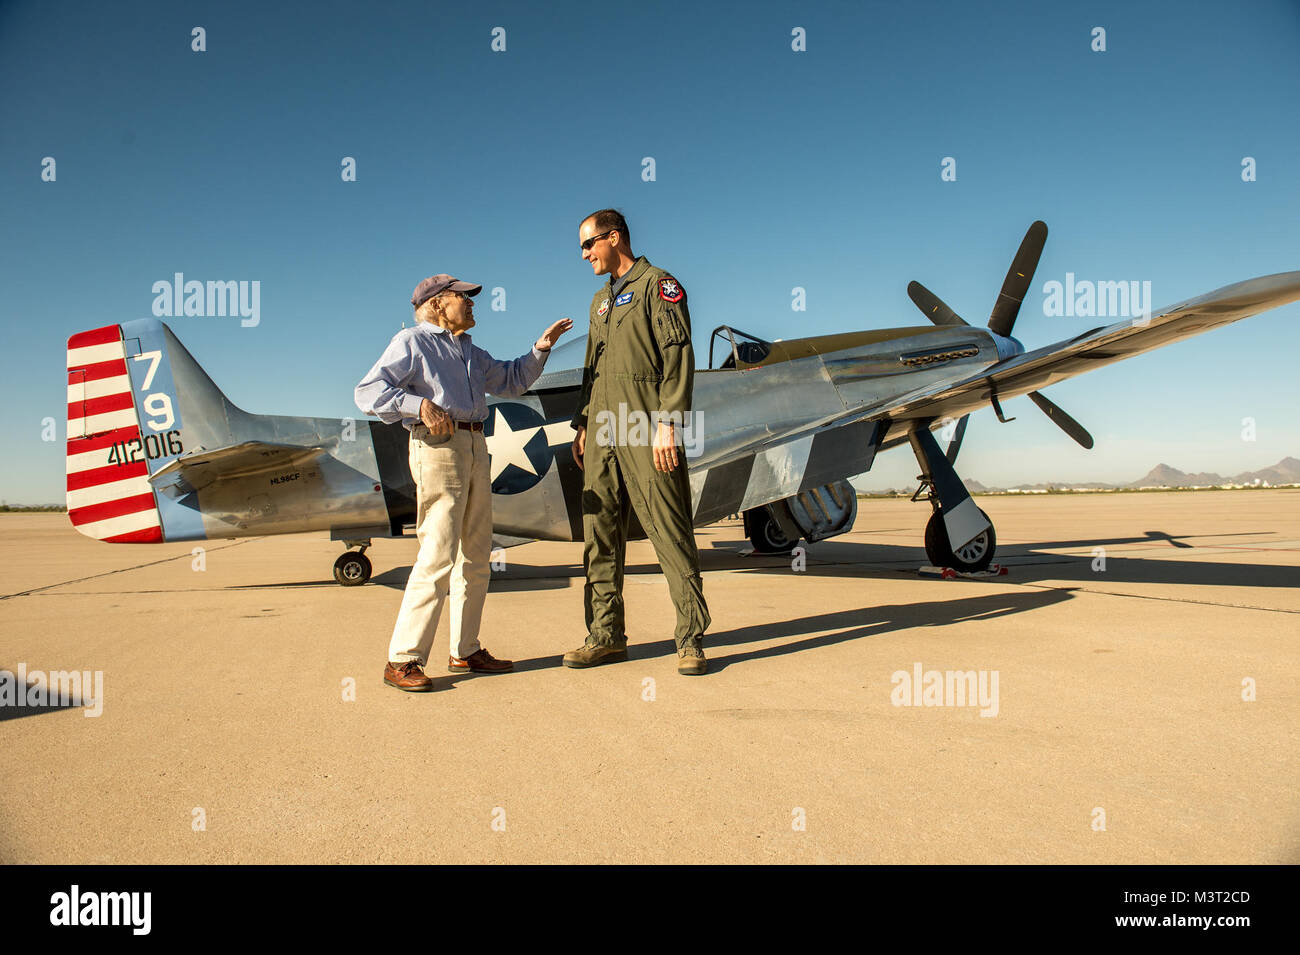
571,256,710,650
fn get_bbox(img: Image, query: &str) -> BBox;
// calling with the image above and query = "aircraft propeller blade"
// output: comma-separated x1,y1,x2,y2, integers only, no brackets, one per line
944,414,969,463
907,281,968,326
988,220,1048,338
910,223,1086,454
1027,390,1094,449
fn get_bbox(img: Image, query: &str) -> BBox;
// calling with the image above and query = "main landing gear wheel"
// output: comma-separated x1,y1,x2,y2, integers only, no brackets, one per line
924,508,996,573
746,508,796,556
333,551,372,586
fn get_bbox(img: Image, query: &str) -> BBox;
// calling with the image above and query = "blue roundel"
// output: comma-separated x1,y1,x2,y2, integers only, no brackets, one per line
483,402,555,494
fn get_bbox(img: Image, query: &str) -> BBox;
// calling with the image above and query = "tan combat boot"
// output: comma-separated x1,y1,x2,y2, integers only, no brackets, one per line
677,642,707,676
562,641,629,668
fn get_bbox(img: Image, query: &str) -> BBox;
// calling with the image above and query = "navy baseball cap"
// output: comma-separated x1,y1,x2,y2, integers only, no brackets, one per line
411,274,483,308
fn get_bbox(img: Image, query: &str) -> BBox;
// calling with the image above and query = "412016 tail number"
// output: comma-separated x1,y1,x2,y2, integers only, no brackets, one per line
106,430,184,466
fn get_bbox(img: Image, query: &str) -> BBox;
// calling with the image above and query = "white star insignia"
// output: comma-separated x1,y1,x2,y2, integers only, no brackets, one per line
486,406,539,483
484,408,576,484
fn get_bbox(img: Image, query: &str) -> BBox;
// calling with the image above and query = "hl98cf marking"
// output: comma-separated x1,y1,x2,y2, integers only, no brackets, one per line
105,430,184,466
899,345,980,367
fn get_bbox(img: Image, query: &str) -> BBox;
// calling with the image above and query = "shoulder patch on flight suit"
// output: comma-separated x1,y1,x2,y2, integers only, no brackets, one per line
658,277,684,303
653,286,690,346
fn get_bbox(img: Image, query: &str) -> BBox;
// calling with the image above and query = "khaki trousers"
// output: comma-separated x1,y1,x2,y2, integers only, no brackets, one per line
388,425,492,664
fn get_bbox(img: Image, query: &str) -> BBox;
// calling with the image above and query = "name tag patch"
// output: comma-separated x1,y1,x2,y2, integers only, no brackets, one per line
614,292,634,306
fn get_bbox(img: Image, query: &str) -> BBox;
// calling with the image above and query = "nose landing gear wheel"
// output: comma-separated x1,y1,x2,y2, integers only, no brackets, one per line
924,508,996,573
333,551,372,586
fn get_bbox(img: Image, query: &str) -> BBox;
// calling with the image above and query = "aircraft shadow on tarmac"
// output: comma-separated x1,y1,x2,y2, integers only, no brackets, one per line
222,528,1294,593
464,528,1293,592
701,530,1298,591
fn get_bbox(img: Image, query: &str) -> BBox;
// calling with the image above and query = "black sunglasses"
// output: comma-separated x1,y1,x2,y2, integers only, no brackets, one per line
580,230,616,252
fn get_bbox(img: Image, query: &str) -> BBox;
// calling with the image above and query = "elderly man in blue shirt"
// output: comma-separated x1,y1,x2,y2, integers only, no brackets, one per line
356,274,572,692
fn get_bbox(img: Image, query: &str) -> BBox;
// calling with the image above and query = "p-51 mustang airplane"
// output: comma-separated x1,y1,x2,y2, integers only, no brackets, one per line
65,221,1300,584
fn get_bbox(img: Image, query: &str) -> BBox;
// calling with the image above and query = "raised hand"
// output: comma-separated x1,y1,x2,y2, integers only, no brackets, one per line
536,318,574,352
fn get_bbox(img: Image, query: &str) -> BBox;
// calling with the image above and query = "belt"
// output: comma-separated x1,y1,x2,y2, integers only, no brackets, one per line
413,420,484,435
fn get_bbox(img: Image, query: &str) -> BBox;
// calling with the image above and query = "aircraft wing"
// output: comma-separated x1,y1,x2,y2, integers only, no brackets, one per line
877,270,1300,426
687,271,1300,523
148,441,330,495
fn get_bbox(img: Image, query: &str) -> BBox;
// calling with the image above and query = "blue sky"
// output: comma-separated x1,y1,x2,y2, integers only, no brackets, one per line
2,0,1298,502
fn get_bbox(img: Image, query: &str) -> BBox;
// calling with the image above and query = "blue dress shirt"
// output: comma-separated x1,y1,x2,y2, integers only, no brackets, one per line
355,322,549,429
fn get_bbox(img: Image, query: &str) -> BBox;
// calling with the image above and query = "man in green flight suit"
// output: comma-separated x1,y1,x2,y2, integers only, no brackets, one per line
563,209,711,675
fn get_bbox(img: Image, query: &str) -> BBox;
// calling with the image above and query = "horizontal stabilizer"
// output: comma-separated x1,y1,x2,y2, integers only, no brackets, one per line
149,441,328,495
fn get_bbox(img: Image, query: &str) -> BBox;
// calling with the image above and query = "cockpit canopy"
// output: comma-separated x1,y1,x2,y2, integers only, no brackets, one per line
709,326,773,369
540,326,780,374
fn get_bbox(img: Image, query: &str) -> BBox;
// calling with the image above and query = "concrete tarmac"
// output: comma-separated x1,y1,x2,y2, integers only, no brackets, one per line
1,489,1296,864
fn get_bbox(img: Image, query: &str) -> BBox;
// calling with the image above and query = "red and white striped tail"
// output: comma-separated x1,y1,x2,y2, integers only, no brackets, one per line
66,325,163,543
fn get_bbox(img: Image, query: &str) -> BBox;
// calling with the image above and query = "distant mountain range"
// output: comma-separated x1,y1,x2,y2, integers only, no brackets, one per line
861,457,1300,494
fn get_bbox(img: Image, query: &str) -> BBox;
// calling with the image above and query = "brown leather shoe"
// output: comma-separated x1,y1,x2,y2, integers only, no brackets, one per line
448,648,513,674
384,660,434,691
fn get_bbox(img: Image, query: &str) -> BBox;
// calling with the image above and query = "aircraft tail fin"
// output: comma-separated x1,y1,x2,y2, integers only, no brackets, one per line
65,318,240,543
65,324,165,541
